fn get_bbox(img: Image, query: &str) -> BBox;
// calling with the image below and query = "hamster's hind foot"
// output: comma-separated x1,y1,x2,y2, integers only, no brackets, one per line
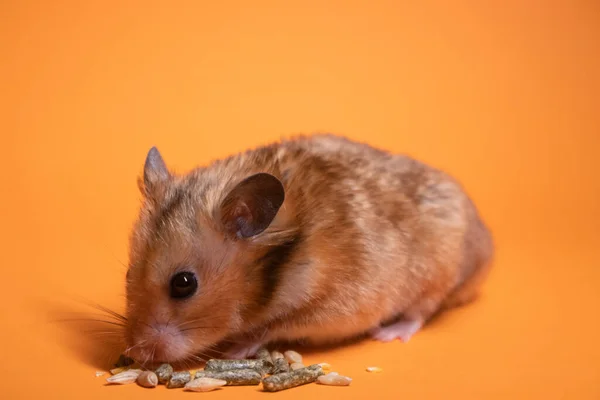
369,318,423,343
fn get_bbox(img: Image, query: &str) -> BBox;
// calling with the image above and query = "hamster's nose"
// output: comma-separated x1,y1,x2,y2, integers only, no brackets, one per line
127,322,191,364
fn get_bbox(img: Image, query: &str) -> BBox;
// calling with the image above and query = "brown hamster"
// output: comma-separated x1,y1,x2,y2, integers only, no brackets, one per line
124,133,494,364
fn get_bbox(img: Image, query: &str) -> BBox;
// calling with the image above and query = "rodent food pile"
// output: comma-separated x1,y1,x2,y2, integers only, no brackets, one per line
100,348,374,392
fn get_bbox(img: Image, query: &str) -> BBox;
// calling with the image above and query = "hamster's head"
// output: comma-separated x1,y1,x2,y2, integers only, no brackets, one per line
123,147,285,364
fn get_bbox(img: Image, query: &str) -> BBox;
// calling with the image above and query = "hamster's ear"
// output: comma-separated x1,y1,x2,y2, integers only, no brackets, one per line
139,147,170,198
220,173,285,239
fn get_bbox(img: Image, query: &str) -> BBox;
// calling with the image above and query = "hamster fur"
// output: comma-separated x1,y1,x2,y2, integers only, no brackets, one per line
124,133,494,363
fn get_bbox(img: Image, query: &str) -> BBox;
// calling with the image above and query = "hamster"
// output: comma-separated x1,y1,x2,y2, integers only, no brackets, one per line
123,133,494,364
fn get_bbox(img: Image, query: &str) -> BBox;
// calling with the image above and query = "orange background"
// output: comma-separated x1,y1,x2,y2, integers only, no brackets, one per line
2,1,599,399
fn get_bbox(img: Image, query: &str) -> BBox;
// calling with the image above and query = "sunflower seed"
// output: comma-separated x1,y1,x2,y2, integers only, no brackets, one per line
366,366,383,373
106,369,143,385
110,367,128,375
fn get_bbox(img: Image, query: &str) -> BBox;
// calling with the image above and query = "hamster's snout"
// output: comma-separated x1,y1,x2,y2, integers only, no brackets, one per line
126,322,191,364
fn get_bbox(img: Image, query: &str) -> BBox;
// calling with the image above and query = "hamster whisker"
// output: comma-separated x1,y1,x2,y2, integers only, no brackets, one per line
85,331,124,336
75,298,128,322
176,316,226,329
124,339,147,355
180,325,218,332
186,354,206,363
57,318,126,328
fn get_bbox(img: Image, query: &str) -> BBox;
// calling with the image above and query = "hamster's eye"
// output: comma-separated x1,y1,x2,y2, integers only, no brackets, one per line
170,271,198,299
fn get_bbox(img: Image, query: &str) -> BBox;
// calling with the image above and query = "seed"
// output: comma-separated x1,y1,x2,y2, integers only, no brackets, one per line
317,373,352,386
106,369,143,385
110,367,128,375
137,371,158,388
256,347,273,364
284,350,303,364
154,363,173,384
366,366,383,373
166,371,191,388
318,362,332,371
261,364,324,392
195,369,262,386
95,371,105,377
290,362,305,370
184,377,228,392
114,354,135,368
205,359,273,375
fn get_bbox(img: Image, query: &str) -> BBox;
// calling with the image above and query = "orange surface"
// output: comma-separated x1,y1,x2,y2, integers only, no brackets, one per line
2,1,599,399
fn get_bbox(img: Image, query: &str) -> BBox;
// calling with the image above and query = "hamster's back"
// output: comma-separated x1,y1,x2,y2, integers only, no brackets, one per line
240,134,495,344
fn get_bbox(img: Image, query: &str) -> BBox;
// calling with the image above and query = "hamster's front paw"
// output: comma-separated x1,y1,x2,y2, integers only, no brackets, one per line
370,318,423,343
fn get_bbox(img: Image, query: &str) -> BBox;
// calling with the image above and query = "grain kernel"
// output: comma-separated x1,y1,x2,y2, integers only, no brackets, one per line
110,367,128,375
290,362,305,370
185,377,228,392
366,366,383,373
136,371,158,388
167,371,191,388
317,373,352,386
154,363,173,384
318,362,332,371
284,350,303,364
106,369,143,385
